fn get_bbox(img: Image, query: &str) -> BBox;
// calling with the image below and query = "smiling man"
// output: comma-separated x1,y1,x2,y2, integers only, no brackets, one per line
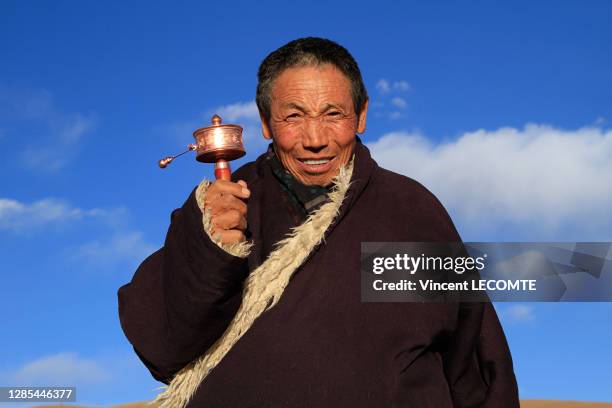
118,37,519,407
261,63,365,187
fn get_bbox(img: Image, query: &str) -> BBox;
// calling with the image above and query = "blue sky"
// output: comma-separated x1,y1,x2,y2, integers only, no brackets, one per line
1,0,611,405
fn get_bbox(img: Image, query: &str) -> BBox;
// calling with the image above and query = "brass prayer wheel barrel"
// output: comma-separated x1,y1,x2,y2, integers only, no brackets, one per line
192,115,245,163
158,114,246,181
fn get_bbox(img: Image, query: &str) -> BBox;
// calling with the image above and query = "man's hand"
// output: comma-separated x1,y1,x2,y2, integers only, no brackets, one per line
203,180,250,245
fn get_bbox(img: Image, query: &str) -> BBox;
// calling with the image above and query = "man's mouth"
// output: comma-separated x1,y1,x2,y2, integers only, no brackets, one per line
301,158,331,165
297,157,335,173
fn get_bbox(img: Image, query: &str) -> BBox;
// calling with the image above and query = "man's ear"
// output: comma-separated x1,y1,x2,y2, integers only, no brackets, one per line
357,99,369,134
259,110,273,140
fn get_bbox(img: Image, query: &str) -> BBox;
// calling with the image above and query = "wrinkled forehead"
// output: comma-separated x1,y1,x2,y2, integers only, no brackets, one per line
269,64,353,110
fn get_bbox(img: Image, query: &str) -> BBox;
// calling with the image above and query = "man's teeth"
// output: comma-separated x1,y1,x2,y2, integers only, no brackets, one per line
303,159,330,165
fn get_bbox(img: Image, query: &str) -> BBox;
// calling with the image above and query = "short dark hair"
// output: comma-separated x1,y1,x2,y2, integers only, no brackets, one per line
256,37,368,122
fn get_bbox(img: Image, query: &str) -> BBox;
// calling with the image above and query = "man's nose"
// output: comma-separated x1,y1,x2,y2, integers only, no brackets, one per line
302,118,329,152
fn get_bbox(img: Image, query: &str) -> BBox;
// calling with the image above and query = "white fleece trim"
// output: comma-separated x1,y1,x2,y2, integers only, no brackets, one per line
152,160,354,408
195,180,253,259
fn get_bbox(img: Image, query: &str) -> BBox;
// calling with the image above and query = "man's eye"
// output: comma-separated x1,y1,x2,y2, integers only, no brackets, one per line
327,111,342,117
286,113,301,121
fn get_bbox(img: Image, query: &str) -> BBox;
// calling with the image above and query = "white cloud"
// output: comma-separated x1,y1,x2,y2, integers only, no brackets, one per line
594,116,607,126
0,195,156,268
391,97,407,109
21,148,69,171
375,79,411,94
373,79,412,120
393,80,411,92
59,112,93,144
71,230,157,266
21,113,95,171
8,352,111,386
500,304,535,323
376,79,391,94
0,87,96,171
367,124,612,239
214,100,260,122
0,197,121,233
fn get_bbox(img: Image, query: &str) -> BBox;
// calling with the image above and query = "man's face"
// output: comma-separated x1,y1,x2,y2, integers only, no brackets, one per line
261,64,368,186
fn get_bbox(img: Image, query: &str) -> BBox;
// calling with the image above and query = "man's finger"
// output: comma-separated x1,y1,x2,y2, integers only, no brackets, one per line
213,210,247,231
208,194,247,217
216,229,246,244
209,179,250,199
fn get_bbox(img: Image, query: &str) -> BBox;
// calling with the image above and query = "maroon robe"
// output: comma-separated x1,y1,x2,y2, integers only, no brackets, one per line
118,140,519,407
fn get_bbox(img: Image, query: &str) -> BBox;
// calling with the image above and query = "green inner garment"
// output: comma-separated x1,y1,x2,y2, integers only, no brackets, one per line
266,145,331,220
